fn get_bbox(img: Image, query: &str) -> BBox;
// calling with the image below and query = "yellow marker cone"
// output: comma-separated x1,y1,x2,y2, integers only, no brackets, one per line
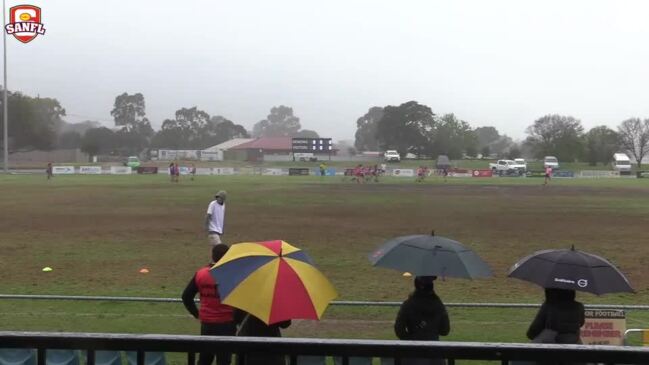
139,268,149,274
42,267,52,272
402,272,412,277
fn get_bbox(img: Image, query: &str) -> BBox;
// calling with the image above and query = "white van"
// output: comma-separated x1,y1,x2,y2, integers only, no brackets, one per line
612,153,632,173
543,156,559,170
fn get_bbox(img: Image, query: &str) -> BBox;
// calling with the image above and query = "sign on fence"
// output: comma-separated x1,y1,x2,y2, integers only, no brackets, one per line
579,170,620,178
288,168,310,176
472,169,493,178
392,169,414,177
110,166,132,175
137,167,158,174
449,168,472,178
195,168,212,175
53,166,75,174
263,168,284,176
553,170,575,178
79,166,102,174
581,309,626,346
212,167,235,175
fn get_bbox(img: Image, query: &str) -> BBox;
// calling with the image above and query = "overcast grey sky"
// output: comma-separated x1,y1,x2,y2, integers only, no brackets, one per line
6,0,649,142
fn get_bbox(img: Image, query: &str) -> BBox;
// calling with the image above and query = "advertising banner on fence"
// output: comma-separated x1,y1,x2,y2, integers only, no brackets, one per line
449,168,473,178
392,169,414,177
263,168,284,176
53,166,75,174
137,167,158,174
553,170,575,178
212,167,235,175
580,309,625,346
472,169,493,178
289,168,310,176
110,166,132,175
195,168,212,175
79,166,102,174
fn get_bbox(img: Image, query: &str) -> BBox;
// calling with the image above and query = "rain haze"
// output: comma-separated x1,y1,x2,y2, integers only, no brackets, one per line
6,0,649,142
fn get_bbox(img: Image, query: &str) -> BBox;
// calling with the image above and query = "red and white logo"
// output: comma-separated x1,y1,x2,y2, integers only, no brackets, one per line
5,5,46,43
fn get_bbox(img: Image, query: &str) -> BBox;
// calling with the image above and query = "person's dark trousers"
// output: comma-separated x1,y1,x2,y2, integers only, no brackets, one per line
199,322,237,365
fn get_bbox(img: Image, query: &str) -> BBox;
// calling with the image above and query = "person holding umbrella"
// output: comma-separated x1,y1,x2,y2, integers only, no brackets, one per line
394,275,449,365
234,311,291,365
526,288,585,344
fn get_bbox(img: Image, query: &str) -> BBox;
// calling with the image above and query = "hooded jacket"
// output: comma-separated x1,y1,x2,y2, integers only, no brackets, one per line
394,287,450,341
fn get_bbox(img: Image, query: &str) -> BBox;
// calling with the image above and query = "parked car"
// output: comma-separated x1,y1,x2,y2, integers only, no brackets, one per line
125,156,141,168
384,150,400,162
543,156,559,170
513,158,527,171
612,153,632,174
489,159,525,175
436,155,451,170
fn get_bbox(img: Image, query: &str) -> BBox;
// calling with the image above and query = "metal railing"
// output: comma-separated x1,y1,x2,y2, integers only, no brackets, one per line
2,294,649,310
2,331,649,365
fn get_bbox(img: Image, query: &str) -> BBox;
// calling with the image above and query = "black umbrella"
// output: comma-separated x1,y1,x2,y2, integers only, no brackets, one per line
508,246,634,295
369,232,492,279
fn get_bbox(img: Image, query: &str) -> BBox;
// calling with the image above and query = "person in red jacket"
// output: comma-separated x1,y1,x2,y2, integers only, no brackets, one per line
182,244,235,365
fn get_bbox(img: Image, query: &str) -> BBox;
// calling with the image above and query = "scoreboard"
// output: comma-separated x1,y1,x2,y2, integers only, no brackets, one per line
291,138,332,152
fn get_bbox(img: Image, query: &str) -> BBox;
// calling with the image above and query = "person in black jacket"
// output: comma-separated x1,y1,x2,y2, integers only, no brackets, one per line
527,288,585,344
234,310,291,365
394,276,450,365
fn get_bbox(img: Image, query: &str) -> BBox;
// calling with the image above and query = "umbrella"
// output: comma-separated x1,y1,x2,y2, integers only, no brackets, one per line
508,246,634,295
368,231,492,279
210,240,338,325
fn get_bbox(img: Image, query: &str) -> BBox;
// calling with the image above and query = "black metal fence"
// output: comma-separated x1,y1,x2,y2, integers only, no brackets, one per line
2,331,649,365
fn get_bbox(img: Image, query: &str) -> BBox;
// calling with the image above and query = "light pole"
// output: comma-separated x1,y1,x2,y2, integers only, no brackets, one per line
2,0,7,173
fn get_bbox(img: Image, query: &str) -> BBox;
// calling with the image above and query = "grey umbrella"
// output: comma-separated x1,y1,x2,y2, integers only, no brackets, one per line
368,232,493,279
508,246,634,295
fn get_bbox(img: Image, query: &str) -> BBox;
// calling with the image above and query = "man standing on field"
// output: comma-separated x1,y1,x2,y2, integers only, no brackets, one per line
206,191,226,245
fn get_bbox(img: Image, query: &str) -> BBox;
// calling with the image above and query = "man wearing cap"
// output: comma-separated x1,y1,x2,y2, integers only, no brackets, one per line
205,191,226,246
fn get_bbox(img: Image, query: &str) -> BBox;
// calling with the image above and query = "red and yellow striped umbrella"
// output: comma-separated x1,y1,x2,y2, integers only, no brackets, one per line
210,240,338,325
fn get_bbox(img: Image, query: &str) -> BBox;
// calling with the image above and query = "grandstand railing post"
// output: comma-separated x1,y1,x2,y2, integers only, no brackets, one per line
86,349,95,365
37,348,45,365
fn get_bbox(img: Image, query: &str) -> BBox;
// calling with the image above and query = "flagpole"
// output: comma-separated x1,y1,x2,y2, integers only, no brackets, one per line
2,0,8,173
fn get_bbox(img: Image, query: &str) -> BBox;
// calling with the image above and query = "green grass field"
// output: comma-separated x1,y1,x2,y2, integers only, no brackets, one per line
1,174,649,363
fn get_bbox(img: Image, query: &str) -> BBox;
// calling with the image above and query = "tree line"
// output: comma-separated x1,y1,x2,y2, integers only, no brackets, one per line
2,91,649,166
353,101,649,167
0,90,321,159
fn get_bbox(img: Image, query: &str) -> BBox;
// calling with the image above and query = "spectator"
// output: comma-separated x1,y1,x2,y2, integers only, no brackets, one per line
182,244,235,365
527,288,585,345
235,310,291,365
206,191,227,246
394,276,450,365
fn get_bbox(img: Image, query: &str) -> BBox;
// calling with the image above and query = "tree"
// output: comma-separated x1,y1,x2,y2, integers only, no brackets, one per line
376,101,437,157
80,127,116,157
151,108,248,149
354,107,383,152
507,144,522,160
0,90,65,153
584,126,619,166
111,93,147,132
474,126,513,157
293,129,319,138
618,118,649,168
252,106,301,137
195,116,249,148
481,146,491,158
110,93,153,155
465,144,478,158
430,114,477,160
524,114,584,162
58,131,82,149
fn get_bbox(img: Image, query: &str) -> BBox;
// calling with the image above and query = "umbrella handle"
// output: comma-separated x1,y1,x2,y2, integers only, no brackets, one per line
236,313,250,336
